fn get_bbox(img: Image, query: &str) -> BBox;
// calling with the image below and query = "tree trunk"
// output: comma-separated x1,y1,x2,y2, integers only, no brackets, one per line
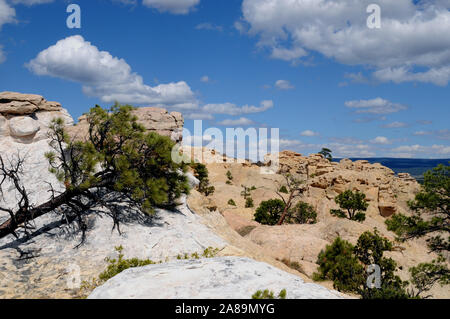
0,189,81,239
277,192,293,225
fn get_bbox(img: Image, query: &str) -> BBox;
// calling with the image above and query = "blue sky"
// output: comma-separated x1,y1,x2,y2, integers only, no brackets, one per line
0,0,449,158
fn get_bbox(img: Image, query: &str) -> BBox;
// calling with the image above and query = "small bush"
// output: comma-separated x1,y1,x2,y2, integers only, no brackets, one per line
330,190,368,222
254,199,285,225
81,246,220,297
279,258,305,275
245,197,254,208
237,225,257,237
228,199,236,206
191,163,215,196
279,186,288,194
226,170,233,184
99,246,156,282
286,201,317,224
313,237,364,292
313,231,410,299
252,289,286,299
177,247,220,260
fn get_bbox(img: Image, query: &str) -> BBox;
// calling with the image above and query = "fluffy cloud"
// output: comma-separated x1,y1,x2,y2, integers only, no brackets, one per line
217,117,255,126
300,130,319,137
0,0,15,29
345,98,407,114
241,0,450,85
370,136,391,145
202,100,273,116
271,47,307,62
26,35,198,110
142,0,199,14
275,80,294,90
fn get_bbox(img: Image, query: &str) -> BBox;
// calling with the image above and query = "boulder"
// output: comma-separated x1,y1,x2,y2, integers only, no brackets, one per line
9,116,40,137
88,257,346,299
0,92,72,144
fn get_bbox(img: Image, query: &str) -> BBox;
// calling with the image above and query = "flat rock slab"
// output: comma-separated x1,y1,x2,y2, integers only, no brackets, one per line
88,256,345,299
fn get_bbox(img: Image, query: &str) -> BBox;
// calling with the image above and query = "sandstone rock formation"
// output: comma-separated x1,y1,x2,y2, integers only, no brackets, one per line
273,150,420,218
67,107,184,144
0,92,74,143
188,148,449,298
88,257,346,299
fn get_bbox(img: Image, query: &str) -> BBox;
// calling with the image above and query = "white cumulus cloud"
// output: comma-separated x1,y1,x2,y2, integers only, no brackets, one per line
275,80,294,90
370,136,391,145
142,0,199,15
202,100,273,116
345,98,407,114
0,0,15,29
241,0,450,85
26,35,198,110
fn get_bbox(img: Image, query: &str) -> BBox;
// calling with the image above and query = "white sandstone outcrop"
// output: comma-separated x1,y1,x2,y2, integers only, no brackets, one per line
0,91,73,143
88,257,346,299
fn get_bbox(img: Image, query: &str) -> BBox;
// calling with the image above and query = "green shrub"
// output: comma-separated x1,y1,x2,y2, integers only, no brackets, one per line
237,225,257,237
177,247,220,260
81,246,220,297
254,199,285,225
99,246,156,282
330,190,368,222
252,289,286,299
354,230,409,299
313,231,410,299
279,186,288,194
228,199,236,206
245,197,254,208
226,170,233,184
279,258,305,275
286,201,317,224
319,148,333,161
313,237,364,292
191,163,215,196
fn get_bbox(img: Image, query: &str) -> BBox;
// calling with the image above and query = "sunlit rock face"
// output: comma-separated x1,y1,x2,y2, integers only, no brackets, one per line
88,257,346,299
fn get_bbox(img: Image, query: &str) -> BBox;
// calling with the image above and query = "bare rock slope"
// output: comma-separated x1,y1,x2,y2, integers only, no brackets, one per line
88,257,345,299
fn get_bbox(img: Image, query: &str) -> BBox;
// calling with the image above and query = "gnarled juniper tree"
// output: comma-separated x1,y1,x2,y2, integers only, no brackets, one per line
0,104,189,244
